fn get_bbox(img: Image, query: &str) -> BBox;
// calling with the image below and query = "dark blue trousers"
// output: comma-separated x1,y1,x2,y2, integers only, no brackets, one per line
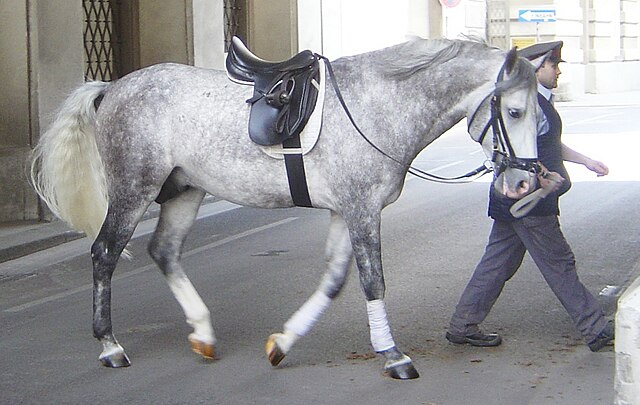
449,215,607,343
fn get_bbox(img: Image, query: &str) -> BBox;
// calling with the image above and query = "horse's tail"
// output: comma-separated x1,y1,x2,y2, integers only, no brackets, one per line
30,81,110,241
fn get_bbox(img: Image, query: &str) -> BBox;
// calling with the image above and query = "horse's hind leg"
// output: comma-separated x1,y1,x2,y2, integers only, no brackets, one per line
147,188,216,360
92,197,152,368
266,211,353,365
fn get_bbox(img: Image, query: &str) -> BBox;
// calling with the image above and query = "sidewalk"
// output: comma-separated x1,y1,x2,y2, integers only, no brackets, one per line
2,91,638,264
0,196,216,264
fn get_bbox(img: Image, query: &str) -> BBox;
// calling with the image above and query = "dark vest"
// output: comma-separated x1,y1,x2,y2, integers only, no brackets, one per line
488,93,571,220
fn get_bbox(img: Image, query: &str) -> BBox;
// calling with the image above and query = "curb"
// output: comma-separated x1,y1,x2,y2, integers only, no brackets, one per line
0,196,218,264
0,230,84,264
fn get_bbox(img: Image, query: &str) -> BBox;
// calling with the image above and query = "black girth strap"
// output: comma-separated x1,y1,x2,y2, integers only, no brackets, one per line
282,135,313,207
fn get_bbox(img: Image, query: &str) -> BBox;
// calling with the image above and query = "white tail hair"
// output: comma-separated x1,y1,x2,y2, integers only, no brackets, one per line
30,81,110,241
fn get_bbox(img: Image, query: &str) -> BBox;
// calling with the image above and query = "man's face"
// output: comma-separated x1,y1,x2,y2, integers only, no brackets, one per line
536,59,561,89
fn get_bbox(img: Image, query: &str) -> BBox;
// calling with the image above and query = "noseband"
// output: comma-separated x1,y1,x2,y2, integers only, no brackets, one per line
468,63,541,179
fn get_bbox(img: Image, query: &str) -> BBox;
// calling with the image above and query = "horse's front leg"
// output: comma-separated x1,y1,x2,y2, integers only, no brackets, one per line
148,188,215,360
266,211,353,365
349,211,419,380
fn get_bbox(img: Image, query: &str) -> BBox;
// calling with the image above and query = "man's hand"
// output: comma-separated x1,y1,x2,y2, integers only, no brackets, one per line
509,165,564,219
585,159,609,177
537,163,564,194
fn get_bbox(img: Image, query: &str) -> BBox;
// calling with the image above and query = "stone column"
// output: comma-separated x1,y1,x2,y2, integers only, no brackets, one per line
615,273,640,404
0,0,84,222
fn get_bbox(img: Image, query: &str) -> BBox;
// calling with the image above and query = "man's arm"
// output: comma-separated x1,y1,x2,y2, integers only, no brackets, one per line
561,143,609,176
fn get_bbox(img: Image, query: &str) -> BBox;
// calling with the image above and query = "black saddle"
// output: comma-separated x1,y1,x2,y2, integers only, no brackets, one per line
226,36,321,146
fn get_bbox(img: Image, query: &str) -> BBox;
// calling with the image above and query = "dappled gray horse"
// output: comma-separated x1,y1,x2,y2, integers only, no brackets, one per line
30,38,539,379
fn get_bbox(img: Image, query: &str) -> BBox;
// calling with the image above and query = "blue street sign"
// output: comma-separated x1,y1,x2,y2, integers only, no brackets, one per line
518,8,556,23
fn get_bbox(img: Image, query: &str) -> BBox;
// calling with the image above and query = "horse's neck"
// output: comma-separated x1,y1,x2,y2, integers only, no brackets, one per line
331,54,498,165
408,68,496,155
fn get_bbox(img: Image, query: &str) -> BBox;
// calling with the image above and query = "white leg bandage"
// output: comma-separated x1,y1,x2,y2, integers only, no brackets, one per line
366,299,396,352
284,290,331,337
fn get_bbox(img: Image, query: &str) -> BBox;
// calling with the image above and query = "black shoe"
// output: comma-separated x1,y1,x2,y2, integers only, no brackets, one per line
446,331,502,347
588,320,614,352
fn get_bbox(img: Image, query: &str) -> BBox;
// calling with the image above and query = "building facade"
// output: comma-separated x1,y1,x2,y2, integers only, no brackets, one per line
487,0,640,98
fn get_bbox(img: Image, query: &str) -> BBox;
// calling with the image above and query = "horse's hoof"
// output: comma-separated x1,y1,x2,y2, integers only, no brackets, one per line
381,347,420,380
265,334,286,366
99,351,131,368
385,361,420,380
189,337,216,360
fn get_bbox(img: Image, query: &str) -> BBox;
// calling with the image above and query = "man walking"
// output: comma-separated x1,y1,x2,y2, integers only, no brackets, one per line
446,41,614,352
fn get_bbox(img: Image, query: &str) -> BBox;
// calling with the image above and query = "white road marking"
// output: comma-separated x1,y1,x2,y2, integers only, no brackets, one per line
0,200,241,277
5,217,298,313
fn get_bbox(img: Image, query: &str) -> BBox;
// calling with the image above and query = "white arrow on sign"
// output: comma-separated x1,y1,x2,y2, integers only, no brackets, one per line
519,9,556,22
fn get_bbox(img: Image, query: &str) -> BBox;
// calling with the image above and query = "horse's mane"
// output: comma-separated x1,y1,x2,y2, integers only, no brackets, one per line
378,37,536,92
378,37,491,80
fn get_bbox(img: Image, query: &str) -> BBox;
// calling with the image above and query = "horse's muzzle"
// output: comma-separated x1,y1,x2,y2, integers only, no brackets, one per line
492,156,540,199
495,170,537,199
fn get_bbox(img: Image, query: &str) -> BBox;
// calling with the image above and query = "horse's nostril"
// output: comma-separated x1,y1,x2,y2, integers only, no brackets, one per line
518,180,530,193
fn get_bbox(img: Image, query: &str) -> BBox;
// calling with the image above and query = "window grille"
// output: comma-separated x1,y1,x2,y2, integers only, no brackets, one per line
83,0,118,81
224,0,243,51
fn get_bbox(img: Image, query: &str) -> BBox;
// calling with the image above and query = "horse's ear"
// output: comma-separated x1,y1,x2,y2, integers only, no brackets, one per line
504,47,518,75
529,51,551,70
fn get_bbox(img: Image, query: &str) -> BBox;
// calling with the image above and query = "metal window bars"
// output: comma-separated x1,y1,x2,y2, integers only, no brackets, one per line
83,0,118,81
224,0,242,52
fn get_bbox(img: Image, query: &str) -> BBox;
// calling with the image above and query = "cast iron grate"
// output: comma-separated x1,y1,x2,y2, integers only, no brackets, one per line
224,0,242,52
83,0,118,81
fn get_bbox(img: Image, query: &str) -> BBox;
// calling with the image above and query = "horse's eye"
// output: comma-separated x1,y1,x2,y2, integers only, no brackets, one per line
508,108,522,119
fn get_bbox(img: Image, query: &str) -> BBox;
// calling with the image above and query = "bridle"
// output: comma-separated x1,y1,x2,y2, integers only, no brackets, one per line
322,54,540,183
467,63,541,180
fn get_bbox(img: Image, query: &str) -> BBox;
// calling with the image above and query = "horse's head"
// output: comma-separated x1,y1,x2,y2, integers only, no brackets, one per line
467,48,540,199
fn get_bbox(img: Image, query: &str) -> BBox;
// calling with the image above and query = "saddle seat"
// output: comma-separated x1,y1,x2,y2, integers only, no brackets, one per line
226,36,318,85
225,36,321,146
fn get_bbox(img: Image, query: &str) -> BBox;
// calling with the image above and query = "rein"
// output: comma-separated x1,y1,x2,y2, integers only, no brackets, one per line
319,55,493,184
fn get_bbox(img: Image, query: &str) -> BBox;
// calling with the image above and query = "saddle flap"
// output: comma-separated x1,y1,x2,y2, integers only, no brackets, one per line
248,101,280,146
247,66,320,146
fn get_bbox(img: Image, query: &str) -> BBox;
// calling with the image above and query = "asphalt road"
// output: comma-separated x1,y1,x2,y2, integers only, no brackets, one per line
1,103,638,404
